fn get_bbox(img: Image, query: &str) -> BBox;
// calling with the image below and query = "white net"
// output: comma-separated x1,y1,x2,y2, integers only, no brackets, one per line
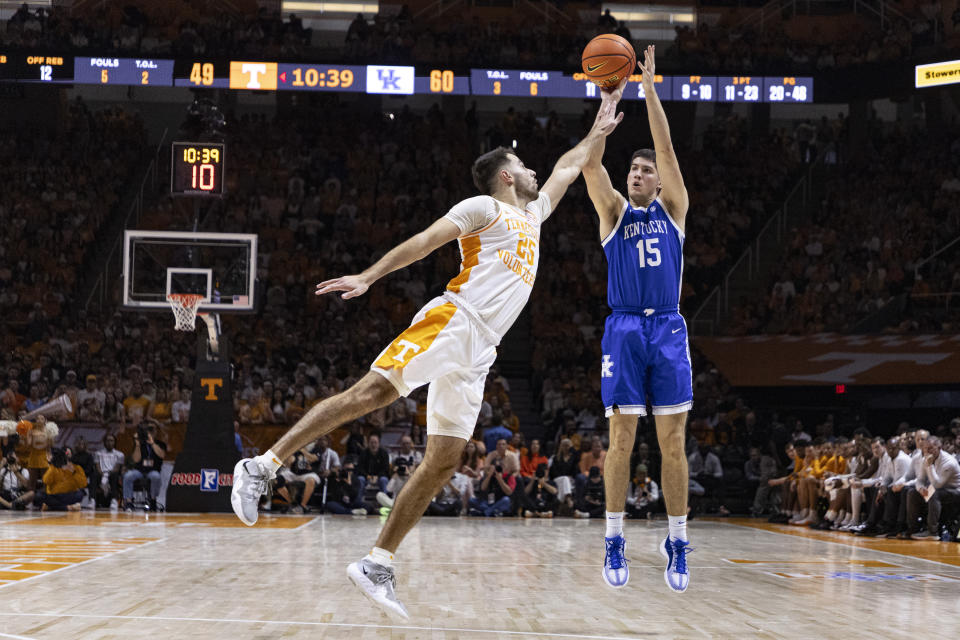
167,294,204,331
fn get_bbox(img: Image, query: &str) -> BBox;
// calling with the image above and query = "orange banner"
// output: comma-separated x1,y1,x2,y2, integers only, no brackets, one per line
694,334,960,386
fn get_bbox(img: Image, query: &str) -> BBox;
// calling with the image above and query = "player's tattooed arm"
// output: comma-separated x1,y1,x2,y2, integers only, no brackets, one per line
638,44,689,227
315,217,461,299
583,77,628,237
541,87,624,212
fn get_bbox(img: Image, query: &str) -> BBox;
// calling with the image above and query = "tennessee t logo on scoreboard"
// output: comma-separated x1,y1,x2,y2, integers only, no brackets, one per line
229,62,278,90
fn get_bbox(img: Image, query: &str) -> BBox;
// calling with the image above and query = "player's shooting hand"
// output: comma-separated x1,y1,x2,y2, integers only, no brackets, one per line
601,76,628,104
637,44,655,91
315,275,370,300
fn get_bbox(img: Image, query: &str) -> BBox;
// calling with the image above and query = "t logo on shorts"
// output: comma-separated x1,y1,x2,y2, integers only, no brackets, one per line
602,355,614,378
393,339,422,364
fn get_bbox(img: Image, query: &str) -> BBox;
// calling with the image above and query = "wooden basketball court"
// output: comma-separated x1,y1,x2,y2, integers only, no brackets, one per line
0,512,957,639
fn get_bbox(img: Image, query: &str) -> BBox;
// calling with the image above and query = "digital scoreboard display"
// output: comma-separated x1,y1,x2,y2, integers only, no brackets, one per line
170,142,226,197
0,52,816,102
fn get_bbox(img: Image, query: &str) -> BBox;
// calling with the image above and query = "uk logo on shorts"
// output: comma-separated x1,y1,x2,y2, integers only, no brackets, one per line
602,355,614,378
200,469,219,492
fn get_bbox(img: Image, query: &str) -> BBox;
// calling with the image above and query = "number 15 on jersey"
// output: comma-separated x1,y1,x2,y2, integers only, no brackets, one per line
637,238,661,267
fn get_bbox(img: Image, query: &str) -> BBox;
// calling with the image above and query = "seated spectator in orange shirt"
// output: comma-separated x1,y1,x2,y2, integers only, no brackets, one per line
148,387,172,424
520,439,548,479
502,402,520,434
575,436,607,493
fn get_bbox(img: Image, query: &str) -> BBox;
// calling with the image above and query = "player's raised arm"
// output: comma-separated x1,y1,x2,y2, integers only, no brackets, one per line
638,44,689,228
583,78,628,238
315,217,461,299
540,92,624,212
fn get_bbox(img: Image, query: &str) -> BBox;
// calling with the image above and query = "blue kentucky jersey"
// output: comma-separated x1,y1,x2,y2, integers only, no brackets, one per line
602,197,683,312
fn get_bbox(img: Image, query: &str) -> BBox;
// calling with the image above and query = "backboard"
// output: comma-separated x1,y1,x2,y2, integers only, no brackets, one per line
122,230,257,312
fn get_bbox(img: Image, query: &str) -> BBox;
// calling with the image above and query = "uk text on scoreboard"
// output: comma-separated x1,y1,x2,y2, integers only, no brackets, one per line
0,52,814,102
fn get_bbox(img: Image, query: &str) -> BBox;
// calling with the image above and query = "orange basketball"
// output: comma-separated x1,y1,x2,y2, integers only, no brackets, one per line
581,34,636,89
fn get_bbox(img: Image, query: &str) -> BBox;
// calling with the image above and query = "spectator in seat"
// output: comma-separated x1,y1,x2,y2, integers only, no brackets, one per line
324,459,367,515
906,436,960,540
357,433,390,495
95,434,125,509
0,452,34,510
520,439,548,482
522,462,558,518
469,459,516,516
688,441,723,515
171,386,191,423
123,422,166,511
626,463,660,519
43,447,86,511
77,374,105,422
549,437,580,502
747,447,780,516
502,402,520,433
148,386,172,424
483,411,512,453
280,448,321,514
576,436,607,491
122,381,152,426
309,434,341,479
574,465,605,519
24,384,47,413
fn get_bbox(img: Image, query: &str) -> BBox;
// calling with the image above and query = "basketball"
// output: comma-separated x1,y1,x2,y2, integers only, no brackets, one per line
581,34,636,89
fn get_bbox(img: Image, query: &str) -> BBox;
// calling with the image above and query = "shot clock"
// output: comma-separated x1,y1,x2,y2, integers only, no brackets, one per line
171,142,226,197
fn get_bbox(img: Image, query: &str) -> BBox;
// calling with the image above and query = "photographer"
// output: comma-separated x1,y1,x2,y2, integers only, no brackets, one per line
0,452,34,510
323,459,367,515
122,421,166,511
469,460,516,517
522,463,558,518
42,447,86,511
626,463,660,519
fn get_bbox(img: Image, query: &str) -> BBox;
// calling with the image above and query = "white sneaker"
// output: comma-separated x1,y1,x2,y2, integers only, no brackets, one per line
574,510,590,519
347,557,409,620
231,458,273,526
376,492,395,508
351,508,368,516
109,499,118,511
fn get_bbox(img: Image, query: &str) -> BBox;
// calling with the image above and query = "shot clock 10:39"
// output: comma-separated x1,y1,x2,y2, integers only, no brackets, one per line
170,142,226,196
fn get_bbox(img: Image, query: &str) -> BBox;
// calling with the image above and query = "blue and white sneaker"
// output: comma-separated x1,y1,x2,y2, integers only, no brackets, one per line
658,536,691,593
602,535,629,588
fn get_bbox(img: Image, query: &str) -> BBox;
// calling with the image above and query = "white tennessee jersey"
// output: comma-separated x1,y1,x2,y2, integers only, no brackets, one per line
442,192,552,340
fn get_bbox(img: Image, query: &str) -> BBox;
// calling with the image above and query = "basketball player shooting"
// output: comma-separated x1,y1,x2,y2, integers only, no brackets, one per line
231,88,626,619
582,45,694,593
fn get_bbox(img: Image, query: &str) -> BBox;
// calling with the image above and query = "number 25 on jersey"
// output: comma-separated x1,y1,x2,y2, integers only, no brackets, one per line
637,237,661,268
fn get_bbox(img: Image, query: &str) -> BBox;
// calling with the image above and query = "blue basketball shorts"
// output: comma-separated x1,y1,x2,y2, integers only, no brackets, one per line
599,310,693,418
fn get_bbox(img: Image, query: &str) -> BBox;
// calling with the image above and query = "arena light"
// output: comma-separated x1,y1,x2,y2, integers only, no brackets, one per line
282,1,379,14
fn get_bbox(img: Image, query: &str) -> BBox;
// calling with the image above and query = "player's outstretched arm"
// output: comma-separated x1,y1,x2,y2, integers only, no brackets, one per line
638,44,689,228
583,78,628,238
315,218,461,299
540,90,624,212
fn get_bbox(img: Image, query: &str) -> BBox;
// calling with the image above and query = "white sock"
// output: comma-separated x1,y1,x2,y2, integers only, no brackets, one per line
256,450,283,475
368,546,394,568
824,509,835,522
605,511,624,538
668,515,688,542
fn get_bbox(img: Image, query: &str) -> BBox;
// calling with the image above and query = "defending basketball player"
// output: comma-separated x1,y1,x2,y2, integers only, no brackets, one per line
231,88,626,619
581,45,693,593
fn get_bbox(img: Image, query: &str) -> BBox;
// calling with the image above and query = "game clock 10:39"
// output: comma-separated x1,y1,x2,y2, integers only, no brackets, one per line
171,142,226,197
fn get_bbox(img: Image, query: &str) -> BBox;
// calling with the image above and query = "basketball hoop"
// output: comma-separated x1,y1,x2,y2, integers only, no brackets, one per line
167,294,204,331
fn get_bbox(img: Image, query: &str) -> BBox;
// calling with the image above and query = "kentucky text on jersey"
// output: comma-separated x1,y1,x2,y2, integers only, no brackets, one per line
622,219,669,240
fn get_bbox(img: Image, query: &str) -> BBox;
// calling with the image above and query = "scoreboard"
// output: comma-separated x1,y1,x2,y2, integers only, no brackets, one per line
0,52,815,102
